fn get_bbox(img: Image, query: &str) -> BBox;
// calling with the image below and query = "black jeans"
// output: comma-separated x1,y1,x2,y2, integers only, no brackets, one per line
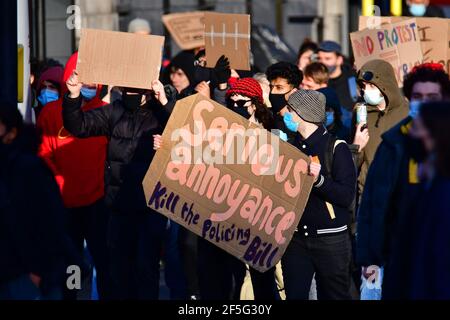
249,267,280,300
197,238,246,300
281,232,352,300
107,211,167,300
64,198,113,300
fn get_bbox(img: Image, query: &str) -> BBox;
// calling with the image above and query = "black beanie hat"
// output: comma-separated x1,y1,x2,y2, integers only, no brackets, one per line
170,51,196,85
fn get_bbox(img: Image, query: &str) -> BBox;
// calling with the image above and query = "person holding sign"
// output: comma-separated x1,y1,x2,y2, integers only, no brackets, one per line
62,70,177,300
280,90,357,300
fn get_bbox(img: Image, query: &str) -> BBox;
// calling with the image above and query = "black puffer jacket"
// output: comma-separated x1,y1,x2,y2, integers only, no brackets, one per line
62,86,177,215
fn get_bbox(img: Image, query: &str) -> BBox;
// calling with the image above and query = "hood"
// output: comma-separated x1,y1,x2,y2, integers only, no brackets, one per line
169,50,196,86
36,66,64,94
357,59,405,112
63,52,103,98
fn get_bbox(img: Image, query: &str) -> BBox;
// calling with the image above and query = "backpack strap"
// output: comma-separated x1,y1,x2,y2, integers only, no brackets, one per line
323,135,347,221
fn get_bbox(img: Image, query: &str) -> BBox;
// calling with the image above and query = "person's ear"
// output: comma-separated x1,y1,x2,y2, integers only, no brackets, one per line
337,55,344,67
3,128,17,144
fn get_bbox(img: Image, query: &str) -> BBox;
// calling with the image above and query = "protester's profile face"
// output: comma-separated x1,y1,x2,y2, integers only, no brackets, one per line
301,77,321,91
361,81,382,94
318,51,341,69
410,82,442,102
41,80,59,93
269,78,294,94
170,68,190,92
298,50,314,71
0,120,17,145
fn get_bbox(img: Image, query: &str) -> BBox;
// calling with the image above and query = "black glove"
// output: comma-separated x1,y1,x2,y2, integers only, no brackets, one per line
213,55,231,84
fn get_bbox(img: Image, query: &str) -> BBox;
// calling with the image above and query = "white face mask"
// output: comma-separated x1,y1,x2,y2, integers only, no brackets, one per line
363,88,384,106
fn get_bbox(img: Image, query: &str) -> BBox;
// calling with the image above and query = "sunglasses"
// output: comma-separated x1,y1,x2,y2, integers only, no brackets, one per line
227,99,251,108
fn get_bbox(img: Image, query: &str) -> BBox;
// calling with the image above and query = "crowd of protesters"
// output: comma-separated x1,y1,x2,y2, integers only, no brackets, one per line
2,6,450,300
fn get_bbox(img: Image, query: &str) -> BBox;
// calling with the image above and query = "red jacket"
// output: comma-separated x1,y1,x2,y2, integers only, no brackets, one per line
37,52,108,208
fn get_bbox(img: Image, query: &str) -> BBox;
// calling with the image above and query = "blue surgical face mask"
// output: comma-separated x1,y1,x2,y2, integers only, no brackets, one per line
363,88,384,106
325,111,335,127
409,4,427,17
283,112,299,132
409,100,422,119
37,88,59,106
81,86,97,101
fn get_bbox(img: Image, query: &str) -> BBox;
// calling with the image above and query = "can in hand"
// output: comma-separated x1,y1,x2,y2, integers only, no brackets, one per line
356,103,368,124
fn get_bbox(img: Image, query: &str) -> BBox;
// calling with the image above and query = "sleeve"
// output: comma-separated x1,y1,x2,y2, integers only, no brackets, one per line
151,85,177,125
213,86,230,107
62,93,113,138
313,143,357,208
355,141,398,266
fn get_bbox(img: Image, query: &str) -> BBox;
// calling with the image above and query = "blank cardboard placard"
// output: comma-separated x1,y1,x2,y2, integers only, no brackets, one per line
77,28,164,89
162,11,205,50
204,12,251,71
358,16,450,74
351,18,423,86
142,94,314,272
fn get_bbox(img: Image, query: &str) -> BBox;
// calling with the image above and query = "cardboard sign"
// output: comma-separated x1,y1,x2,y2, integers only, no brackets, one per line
162,11,205,50
204,12,251,71
351,18,423,86
359,16,450,74
77,28,165,89
142,94,314,272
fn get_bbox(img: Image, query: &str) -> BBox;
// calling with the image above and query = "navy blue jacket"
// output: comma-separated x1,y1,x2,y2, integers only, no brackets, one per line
356,117,422,271
293,126,356,237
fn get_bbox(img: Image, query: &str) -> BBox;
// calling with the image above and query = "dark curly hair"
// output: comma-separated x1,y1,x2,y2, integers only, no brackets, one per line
265,62,303,88
251,98,274,131
420,101,450,178
403,64,450,100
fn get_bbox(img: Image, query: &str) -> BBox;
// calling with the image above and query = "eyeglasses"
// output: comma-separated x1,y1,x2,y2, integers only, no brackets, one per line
361,71,374,81
227,99,251,108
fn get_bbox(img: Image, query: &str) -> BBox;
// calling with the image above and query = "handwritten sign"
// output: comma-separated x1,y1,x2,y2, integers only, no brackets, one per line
204,12,251,71
351,18,423,86
142,94,314,272
359,16,450,74
162,11,205,50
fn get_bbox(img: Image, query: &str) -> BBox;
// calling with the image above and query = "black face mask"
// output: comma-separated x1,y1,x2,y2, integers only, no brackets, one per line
406,136,429,163
122,91,145,110
227,99,252,120
269,93,288,114
233,106,251,120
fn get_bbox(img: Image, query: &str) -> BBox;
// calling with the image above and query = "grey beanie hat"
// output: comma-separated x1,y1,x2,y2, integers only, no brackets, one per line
287,89,326,124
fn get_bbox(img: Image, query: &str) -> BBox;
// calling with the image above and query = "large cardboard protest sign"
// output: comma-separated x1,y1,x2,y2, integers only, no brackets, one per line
77,28,164,89
142,94,314,272
162,11,205,50
204,12,251,71
359,16,450,74
351,18,423,86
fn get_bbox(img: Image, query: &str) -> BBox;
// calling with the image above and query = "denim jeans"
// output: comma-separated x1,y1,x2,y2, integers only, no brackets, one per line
281,232,352,300
163,221,187,299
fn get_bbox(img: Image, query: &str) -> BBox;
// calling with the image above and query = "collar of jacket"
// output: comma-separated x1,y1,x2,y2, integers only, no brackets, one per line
297,125,327,148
